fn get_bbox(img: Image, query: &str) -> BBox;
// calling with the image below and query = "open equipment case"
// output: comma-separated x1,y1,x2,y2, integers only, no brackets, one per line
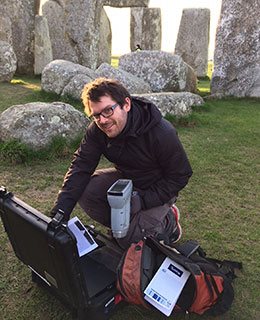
0,186,125,320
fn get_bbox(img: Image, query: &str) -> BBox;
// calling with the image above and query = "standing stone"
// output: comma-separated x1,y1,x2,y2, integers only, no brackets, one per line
130,8,161,51
42,0,76,62
43,0,96,65
0,0,35,75
0,16,13,45
64,0,104,69
97,8,112,67
43,0,149,70
211,0,260,97
0,41,17,82
34,15,53,75
175,8,210,78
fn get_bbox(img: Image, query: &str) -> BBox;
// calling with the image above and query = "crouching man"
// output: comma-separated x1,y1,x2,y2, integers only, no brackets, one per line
51,78,192,248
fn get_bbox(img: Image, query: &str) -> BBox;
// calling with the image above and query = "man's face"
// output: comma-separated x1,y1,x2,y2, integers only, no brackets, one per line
89,95,131,138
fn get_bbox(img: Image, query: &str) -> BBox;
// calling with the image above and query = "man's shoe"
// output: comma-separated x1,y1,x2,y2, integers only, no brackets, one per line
157,204,182,246
169,204,182,243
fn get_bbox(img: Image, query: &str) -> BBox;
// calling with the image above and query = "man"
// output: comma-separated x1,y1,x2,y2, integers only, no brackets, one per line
52,78,192,248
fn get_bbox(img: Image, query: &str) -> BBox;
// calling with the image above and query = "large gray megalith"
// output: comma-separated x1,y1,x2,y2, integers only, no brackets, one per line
43,0,149,69
34,15,53,75
0,0,35,74
0,16,12,45
175,8,210,78
41,59,97,95
98,8,112,67
119,51,197,93
211,0,260,97
42,0,77,63
0,41,17,82
96,63,151,94
0,102,89,150
130,7,161,51
61,74,94,100
136,92,204,117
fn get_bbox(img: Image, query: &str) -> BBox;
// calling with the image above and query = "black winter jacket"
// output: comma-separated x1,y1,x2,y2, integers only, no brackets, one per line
54,97,192,218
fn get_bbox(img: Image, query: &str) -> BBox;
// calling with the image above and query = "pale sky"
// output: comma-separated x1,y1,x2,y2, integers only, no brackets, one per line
105,0,222,58
41,0,222,59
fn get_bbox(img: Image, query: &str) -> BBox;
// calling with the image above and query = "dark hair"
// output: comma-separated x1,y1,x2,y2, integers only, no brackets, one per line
81,77,131,116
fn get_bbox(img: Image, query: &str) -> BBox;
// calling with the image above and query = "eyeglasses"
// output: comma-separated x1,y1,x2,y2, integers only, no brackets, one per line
90,103,119,121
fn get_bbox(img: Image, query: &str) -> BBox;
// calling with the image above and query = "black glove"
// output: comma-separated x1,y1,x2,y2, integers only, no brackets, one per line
50,207,69,222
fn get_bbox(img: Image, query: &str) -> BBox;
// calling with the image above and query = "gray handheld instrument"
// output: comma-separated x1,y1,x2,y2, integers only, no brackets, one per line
107,179,133,238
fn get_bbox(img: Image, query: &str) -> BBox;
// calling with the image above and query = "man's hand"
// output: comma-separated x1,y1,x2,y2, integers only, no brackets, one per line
50,207,69,222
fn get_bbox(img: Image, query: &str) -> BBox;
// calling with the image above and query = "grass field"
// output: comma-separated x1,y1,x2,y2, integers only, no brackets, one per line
0,76,259,320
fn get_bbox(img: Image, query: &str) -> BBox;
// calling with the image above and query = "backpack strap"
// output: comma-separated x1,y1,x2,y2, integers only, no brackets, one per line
206,257,242,269
203,271,215,299
204,257,242,280
174,240,205,258
209,274,221,297
223,260,243,270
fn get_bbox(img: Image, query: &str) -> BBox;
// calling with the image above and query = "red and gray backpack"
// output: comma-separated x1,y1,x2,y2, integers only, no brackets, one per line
117,237,242,316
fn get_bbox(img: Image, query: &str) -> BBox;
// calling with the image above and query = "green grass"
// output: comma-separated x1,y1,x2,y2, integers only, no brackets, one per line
0,77,260,320
111,55,120,68
0,76,83,114
0,135,84,164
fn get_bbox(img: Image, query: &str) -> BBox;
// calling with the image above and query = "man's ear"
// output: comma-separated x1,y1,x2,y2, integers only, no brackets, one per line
124,97,131,112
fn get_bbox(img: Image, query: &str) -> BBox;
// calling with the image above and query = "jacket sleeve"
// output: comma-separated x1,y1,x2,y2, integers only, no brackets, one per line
138,125,192,210
52,126,102,219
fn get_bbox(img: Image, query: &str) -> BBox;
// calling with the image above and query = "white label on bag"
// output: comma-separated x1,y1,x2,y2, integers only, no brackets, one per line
144,257,190,316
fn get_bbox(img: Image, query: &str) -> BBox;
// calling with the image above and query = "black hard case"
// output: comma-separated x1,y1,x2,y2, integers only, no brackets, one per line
0,188,124,320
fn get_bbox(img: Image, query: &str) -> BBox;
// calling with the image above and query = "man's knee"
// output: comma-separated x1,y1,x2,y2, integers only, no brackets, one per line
117,203,170,249
85,168,122,199
78,168,123,226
